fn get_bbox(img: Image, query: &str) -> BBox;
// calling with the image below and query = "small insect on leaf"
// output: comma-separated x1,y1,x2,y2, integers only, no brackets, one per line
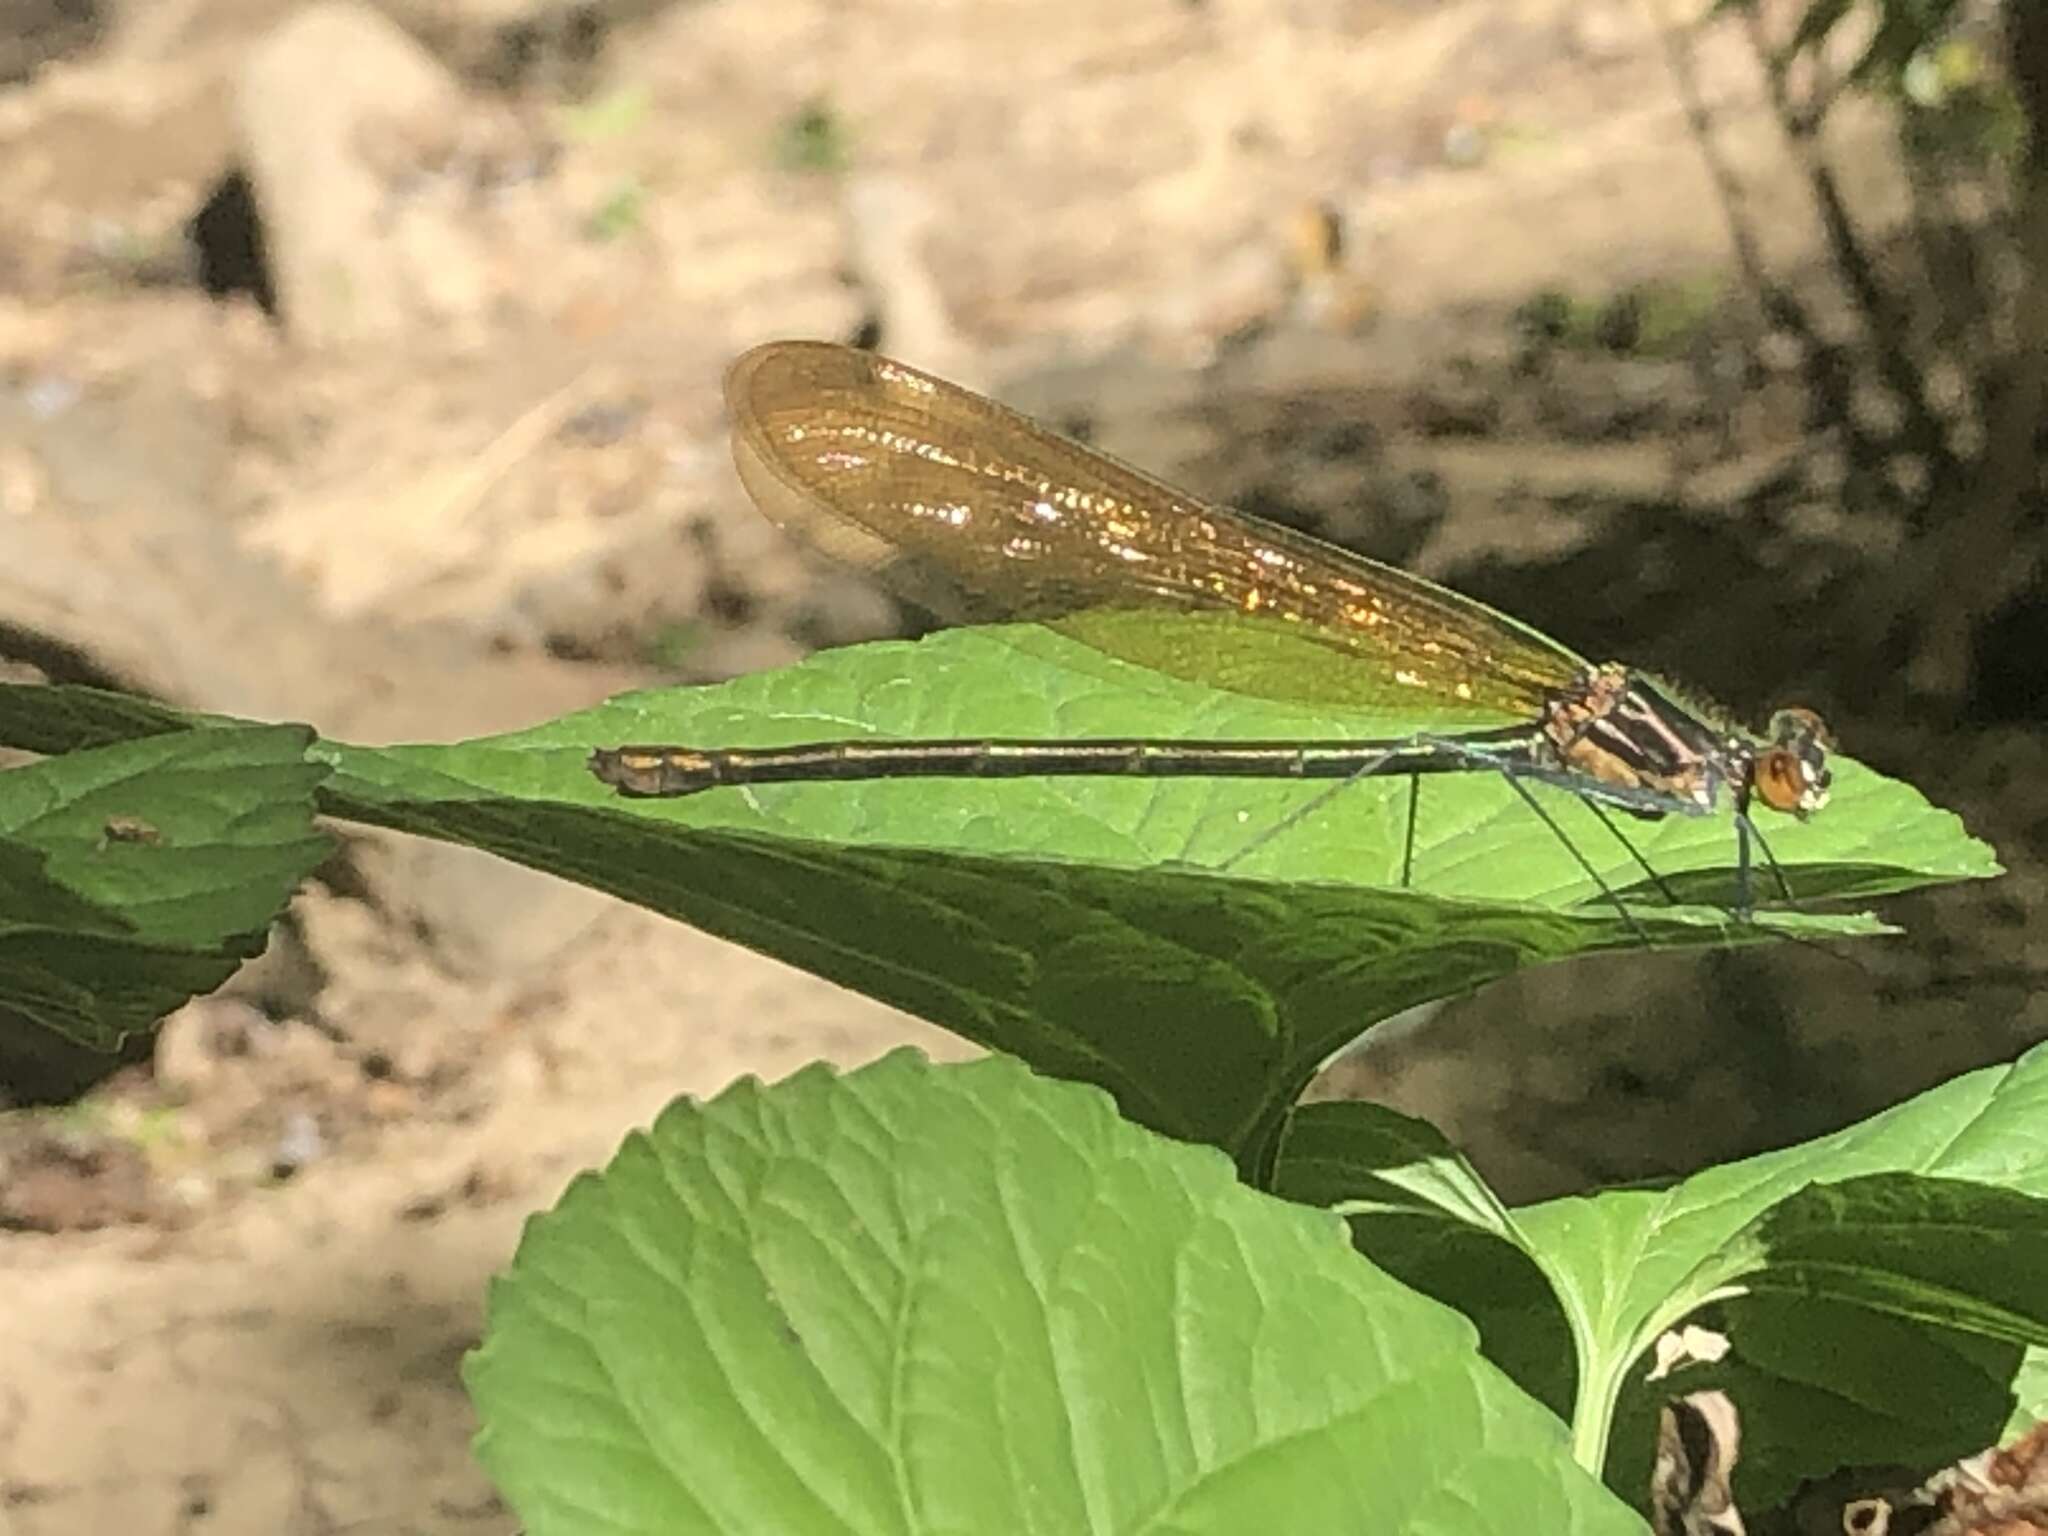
99,815,163,849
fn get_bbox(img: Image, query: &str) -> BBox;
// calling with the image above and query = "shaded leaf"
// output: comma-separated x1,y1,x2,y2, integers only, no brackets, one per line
1281,1045,2048,1499
0,723,330,1048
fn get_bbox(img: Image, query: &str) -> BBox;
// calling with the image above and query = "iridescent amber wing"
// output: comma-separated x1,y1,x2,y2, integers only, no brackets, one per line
725,341,1587,722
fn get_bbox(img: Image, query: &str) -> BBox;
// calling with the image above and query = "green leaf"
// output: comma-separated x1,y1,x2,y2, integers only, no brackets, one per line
1545,1055,2048,1476
0,723,331,1049
367,623,1976,1169
0,683,194,754
466,1051,1646,1536
1275,1099,1578,1418
1278,1043,2048,1495
1745,1174,2048,1342
543,627,1985,912
0,626,1992,1169
2011,1348,2048,1435
1593,1175,2048,1501
1518,1042,2048,1381
303,791,1637,1176
1275,1098,1516,1237
1603,1295,2026,1510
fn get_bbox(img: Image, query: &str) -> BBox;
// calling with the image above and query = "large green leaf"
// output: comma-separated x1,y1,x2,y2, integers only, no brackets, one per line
0,723,331,1048
467,1051,1647,1536
0,628,1992,1165
1273,1043,2048,1504
325,625,1980,1167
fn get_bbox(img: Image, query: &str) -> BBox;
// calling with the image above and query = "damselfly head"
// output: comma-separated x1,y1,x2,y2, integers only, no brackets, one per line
1751,707,1833,818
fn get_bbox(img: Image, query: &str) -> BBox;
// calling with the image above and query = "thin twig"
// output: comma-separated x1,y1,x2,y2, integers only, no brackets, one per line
1645,0,1807,333
1738,2,1966,502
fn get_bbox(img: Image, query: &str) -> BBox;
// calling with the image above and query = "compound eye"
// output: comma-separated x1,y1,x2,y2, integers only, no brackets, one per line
1753,747,1810,814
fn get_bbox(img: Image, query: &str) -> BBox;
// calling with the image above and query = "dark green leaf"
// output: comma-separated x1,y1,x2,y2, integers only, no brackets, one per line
0,724,330,1048
1604,1295,2026,1511
0,683,198,754
1273,1099,1577,1417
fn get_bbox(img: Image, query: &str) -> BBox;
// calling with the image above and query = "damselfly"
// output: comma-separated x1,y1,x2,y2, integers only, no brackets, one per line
591,342,1833,925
